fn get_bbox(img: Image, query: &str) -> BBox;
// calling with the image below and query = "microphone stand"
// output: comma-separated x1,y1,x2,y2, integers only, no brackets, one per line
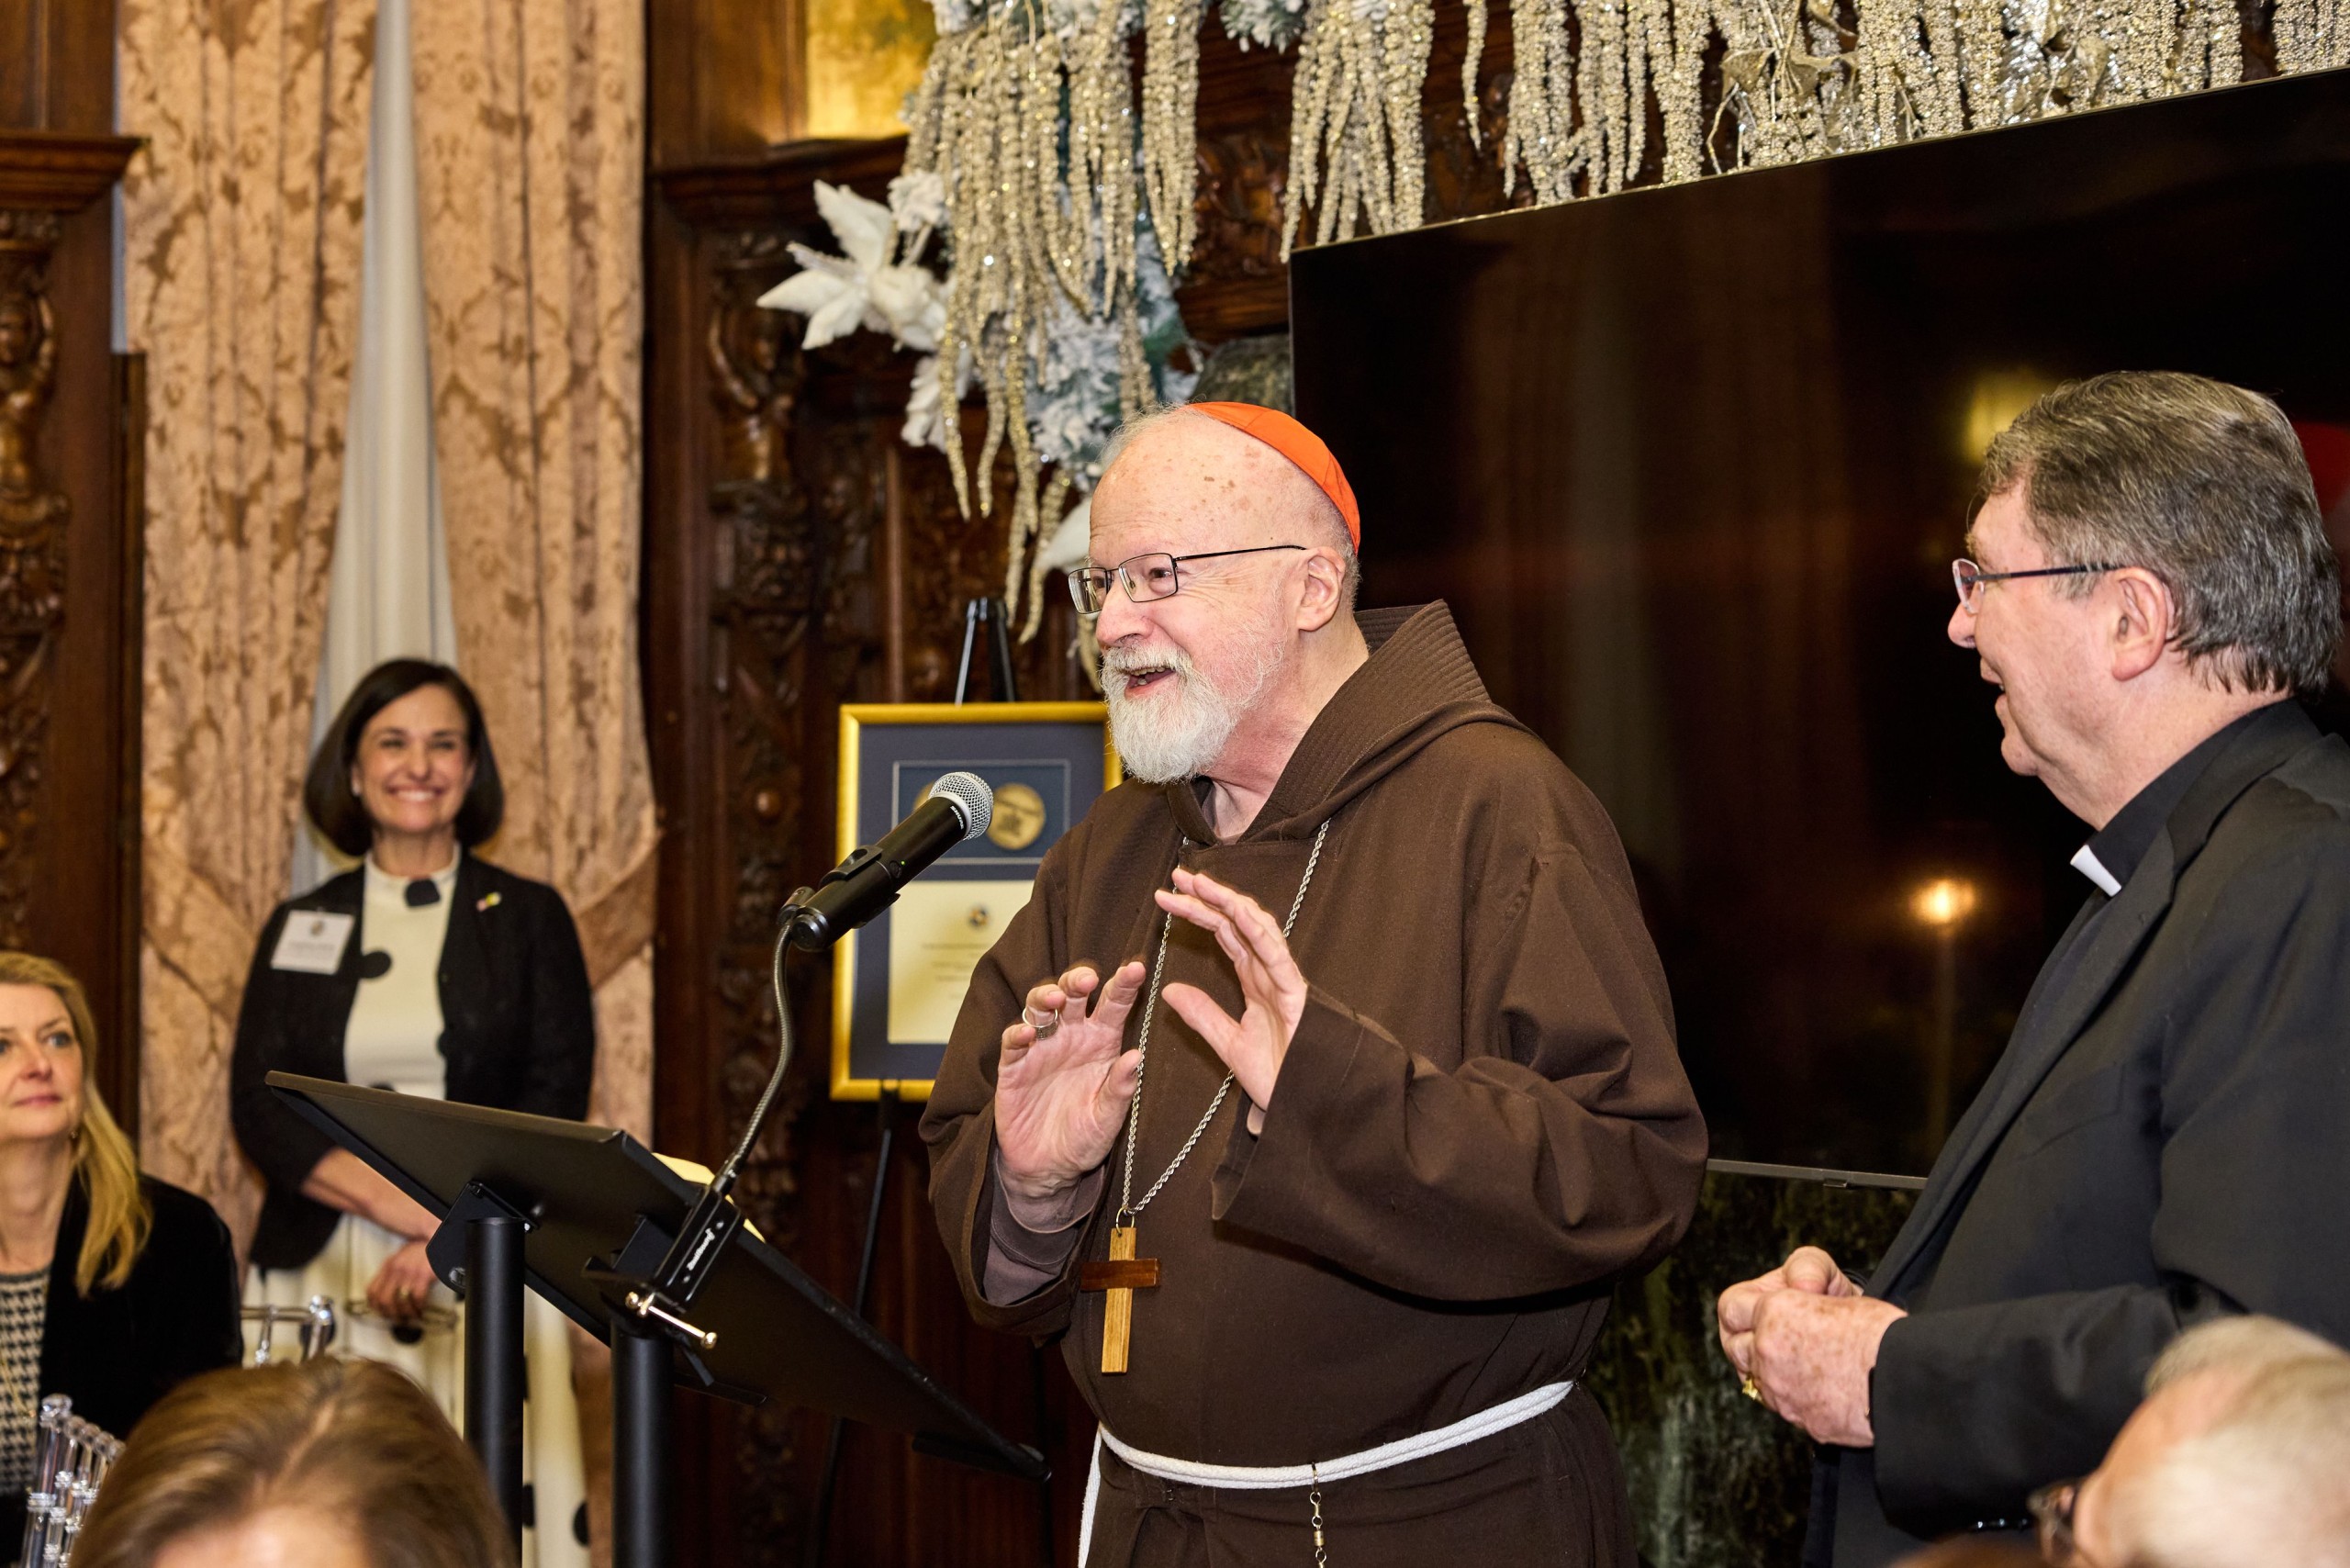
628,789,1037,1568
610,901,822,1350
601,882,872,1567
590,899,811,1564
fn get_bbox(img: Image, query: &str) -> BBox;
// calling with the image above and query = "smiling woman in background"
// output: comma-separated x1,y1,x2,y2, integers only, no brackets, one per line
229,658,595,1565
0,952,241,1548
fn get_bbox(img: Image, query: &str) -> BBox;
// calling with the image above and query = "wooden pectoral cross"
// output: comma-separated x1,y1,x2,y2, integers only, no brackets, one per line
1078,1225,1159,1374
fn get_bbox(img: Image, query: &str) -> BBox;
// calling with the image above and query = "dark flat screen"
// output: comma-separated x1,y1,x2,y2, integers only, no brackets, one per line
1291,68,2350,1175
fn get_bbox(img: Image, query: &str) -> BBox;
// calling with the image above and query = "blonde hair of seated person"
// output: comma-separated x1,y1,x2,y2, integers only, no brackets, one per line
0,950,151,1293
73,1358,514,1568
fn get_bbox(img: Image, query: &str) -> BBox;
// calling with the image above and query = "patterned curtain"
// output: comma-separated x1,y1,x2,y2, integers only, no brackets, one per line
121,0,378,1248
410,0,655,1148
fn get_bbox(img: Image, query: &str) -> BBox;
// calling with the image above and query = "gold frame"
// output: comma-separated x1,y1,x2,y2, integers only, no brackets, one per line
831,701,1122,1101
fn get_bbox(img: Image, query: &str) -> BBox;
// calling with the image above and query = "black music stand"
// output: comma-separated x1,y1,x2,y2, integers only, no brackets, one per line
267,1073,1046,1568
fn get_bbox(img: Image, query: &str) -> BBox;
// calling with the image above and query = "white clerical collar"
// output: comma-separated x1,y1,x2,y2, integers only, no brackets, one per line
2069,844,2122,897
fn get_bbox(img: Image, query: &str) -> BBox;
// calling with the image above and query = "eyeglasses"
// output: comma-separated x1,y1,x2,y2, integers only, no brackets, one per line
1067,545,1307,615
1952,558,2121,613
2029,1478,2085,1565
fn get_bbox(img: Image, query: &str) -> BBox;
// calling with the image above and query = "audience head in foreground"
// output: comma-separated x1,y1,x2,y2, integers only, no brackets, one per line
2032,1315,2350,1568
1889,1545,2041,1568
73,1357,514,1568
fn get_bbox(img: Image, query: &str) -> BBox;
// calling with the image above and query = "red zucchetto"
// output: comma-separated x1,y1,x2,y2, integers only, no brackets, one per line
1185,401,1361,549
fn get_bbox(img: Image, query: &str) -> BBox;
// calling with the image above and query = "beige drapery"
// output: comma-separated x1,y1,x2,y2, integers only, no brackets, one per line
122,0,378,1245
123,0,653,1247
410,0,655,1144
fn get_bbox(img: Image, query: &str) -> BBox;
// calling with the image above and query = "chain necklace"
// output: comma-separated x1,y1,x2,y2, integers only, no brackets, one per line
1115,816,1332,1226
1082,817,1335,1376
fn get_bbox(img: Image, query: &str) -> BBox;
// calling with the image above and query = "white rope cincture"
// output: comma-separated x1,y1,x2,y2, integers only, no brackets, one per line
1075,1379,1576,1562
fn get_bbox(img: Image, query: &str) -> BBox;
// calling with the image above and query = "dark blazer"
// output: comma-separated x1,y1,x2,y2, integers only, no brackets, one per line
1811,702,2350,1565
230,855,594,1271
0,1176,242,1546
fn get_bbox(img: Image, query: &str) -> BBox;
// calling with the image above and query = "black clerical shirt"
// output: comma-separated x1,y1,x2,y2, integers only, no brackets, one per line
2028,706,2279,1021
2071,706,2275,896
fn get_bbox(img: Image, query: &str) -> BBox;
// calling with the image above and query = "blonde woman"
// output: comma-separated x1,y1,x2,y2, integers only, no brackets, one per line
0,953,241,1547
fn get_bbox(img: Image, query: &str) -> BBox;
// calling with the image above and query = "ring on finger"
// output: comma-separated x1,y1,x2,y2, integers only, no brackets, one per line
1023,1005,1060,1036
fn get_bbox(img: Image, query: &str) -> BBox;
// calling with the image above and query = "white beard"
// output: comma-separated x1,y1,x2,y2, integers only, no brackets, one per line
1102,636,1285,784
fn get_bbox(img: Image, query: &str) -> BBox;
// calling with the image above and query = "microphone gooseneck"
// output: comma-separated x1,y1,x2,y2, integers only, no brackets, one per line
637,774,1001,1318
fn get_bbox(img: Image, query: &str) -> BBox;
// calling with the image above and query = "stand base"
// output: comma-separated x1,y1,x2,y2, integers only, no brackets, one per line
612,1316,675,1568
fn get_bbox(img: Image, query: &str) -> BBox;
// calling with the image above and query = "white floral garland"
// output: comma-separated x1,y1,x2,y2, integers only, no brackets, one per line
770,0,2347,634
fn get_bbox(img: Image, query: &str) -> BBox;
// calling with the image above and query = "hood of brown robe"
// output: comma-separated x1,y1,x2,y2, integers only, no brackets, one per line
923,601,1707,1466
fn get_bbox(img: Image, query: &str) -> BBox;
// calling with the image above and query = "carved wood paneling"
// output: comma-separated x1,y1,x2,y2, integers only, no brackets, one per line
0,207,65,946
0,124,139,1114
682,210,1092,1566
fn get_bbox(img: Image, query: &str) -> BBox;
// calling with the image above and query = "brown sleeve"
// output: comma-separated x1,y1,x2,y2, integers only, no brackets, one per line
984,1158,1107,1304
919,840,1102,1337
1210,796,1707,1301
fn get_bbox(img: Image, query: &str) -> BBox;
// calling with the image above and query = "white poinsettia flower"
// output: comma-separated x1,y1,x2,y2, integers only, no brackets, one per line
903,349,972,453
888,171,947,234
904,355,949,451
867,265,945,352
816,179,894,274
757,181,946,352
1037,495,1093,572
761,249,867,347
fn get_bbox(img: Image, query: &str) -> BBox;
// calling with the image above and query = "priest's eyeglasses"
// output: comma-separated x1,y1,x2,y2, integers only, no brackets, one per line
1068,545,1307,614
1952,558,2121,613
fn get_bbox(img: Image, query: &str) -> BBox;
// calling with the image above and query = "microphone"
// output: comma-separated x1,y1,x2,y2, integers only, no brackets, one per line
781,771,994,949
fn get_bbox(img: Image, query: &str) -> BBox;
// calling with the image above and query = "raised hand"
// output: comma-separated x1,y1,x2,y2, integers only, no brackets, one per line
1155,868,1308,1121
995,961,1147,1202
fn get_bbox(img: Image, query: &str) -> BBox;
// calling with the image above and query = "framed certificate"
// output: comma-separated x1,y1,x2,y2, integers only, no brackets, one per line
831,702,1122,1101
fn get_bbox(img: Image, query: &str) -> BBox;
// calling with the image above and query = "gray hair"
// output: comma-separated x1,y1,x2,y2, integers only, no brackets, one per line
2115,1353,2350,1568
1978,372,2341,695
2147,1314,2349,1394
1097,406,1360,610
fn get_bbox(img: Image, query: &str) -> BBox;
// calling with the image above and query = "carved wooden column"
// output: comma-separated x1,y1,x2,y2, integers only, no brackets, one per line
0,129,141,1114
0,204,72,946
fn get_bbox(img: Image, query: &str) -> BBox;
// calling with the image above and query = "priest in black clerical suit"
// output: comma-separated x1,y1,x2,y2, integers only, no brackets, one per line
1717,373,2350,1567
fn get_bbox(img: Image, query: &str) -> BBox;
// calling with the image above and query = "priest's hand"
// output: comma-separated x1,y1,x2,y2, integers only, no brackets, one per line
1718,1247,1903,1447
1718,1246,1857,1373
995,961,1147,1205
1156,868,1306,1134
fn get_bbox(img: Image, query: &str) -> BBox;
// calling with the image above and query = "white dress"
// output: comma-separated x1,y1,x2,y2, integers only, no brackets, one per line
243,853,588,1567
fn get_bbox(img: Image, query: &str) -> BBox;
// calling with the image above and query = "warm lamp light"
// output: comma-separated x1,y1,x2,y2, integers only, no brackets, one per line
1912,877,1979,929
1961,372,2056,461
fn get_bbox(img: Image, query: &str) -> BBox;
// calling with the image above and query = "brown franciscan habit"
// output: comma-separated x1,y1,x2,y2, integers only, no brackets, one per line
922,602,1707,1564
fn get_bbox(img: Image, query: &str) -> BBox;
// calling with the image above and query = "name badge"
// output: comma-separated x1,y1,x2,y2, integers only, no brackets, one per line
271,912,354,975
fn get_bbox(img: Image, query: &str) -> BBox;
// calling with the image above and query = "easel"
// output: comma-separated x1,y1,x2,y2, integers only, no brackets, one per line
952,595,1022,707
807,595,1056,1568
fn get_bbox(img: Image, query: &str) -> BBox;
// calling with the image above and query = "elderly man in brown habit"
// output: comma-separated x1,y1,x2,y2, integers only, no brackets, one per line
921,402,1707,1567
